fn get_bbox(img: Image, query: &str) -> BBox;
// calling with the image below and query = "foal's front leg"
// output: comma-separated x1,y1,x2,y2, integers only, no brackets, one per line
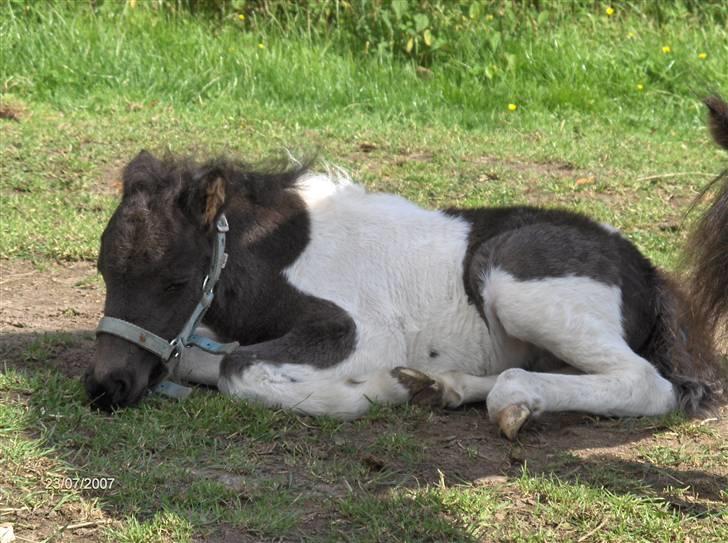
174,326,225,386
392,368,499,408
216,319,412,419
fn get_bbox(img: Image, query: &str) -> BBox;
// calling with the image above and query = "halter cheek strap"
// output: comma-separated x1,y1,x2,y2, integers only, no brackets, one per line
95,214,240,377
95,316,176,360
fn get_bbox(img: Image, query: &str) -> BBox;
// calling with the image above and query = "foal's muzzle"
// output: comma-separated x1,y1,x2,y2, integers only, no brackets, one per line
84,367,135,411
85,334,163,411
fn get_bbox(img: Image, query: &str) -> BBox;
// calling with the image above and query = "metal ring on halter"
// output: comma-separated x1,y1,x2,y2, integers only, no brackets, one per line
169,338,181,359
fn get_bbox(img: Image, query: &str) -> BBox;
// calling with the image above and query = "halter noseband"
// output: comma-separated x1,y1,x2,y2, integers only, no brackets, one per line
95,214,240,377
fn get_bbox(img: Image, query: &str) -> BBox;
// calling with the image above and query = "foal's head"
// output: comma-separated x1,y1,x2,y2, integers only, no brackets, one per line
86,151,230,409
85,151,310,409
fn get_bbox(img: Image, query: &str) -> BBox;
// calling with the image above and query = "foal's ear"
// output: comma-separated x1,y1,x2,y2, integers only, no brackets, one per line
202,174,226,227
185,166,228,230
121,150,161,196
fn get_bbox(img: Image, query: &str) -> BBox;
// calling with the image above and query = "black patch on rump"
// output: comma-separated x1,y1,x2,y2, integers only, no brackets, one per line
446,206,658,353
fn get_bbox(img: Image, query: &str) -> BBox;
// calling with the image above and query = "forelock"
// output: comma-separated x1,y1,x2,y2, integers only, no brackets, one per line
104,192,171,273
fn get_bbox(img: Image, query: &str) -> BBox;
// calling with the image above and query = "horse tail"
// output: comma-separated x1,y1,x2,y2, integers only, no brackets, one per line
643,96,728,413
687,96,728,333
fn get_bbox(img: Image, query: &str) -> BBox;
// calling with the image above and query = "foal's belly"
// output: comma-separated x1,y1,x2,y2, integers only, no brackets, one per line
404,299,493,376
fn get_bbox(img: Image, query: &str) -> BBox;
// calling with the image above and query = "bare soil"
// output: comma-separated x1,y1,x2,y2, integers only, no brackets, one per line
1,258,726,541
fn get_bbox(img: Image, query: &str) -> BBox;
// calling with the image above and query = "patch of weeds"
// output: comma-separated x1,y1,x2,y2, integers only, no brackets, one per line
167,479,239,526
0,378,110,539
638,443,723,469
516,471,728,542
653,413,722,439
337,489,472,542
337,483,509,542
106,511,194,543
228,486,304,539
370,431,423,464
356,402,431,426
74,272,104,290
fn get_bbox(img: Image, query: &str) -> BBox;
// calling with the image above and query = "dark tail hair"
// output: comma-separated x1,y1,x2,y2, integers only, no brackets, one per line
686,97,728,334
645,96,728,413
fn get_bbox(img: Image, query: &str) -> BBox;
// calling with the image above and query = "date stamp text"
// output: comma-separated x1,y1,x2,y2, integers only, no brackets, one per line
44,476,116,491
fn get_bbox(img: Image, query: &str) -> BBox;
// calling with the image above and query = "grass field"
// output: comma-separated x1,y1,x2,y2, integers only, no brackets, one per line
1,1,727,541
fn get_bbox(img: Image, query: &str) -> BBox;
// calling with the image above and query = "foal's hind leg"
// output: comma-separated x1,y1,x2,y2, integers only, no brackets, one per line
483,269,678,438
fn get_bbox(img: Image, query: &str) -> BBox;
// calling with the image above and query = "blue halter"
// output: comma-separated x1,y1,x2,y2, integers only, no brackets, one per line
95,214,239,377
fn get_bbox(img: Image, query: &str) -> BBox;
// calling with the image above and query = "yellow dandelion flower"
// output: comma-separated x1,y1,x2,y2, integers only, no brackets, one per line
662,45,671,54
238,14,245,21
698,52,708,60
605,7,615,16
508,103,518,112
636,83,644,92
258,43,265,49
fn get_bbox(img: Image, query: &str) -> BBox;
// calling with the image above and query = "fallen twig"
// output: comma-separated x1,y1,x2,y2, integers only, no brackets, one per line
577,518,608,542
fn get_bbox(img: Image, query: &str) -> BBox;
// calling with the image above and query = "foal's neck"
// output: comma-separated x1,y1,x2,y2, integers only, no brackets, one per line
204,188,311,345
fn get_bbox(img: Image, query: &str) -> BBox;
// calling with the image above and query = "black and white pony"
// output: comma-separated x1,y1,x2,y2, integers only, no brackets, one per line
86,99,727,439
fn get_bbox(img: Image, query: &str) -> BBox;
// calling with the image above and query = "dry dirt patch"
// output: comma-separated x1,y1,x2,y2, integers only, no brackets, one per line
1,259,101,378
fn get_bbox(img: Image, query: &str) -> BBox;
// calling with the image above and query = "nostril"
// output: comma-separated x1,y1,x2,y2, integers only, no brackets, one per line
86,369,134,410
111,374,130,400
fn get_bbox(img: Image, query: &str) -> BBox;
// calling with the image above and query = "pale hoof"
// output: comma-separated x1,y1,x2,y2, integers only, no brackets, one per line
391,367,443,406
496,403,531,441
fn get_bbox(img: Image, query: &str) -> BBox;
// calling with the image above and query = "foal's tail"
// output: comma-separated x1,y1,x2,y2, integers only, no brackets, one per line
687,96,728,334
646,96,728,413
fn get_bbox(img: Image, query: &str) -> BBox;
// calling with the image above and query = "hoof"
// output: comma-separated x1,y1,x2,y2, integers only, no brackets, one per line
496,403,531,441
391,367,443,406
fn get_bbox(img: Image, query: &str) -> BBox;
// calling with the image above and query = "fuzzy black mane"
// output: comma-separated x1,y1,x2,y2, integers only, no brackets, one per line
102,152,312,274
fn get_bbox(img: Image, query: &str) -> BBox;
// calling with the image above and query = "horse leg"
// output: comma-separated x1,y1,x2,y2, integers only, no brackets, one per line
218,359,411,419
482,269,678,439
390,368,498,407
173,326,224,386
391,298,533,408
175,347,223,386
216,320,413,419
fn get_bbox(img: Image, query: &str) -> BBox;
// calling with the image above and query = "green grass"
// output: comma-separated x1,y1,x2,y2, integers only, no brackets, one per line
1,3,726,265
1,1,727,541
2,339,728,540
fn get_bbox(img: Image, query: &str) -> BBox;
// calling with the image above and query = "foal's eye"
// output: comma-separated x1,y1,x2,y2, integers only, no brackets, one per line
164,280,189,293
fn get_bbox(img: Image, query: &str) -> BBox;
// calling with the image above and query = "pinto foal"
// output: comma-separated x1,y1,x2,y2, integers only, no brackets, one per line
87,100,727,439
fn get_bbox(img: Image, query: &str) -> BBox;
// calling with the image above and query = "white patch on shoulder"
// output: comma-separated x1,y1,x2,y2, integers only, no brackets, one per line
286,173,493,378
295,170,362,208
